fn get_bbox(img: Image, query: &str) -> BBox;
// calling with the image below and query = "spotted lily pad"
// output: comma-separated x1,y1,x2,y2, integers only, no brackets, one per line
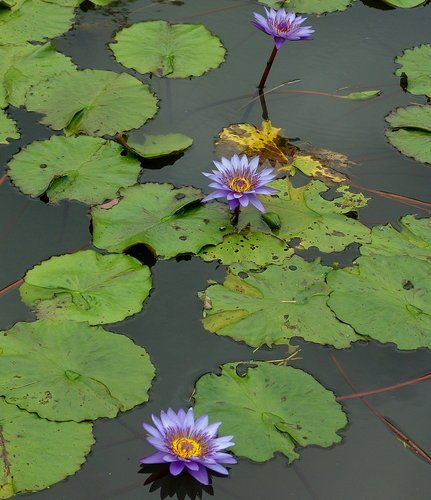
0,43,76,108
193,362,347,462
8,136,141,204
111,21,226,78
386,105,431,164
258,0,353,14
0,109,19,144
119,132,193,159
20,250,152,324
0,397,93,498
25,70,158,136
0,0,75,45
238,178,370,253
199,256,360,348
199,231,292,266
395,45,431,97
0,320,155,421
92,183,234,258
328,255,431,350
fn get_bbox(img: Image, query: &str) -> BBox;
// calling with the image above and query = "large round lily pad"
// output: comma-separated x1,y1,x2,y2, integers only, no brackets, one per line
0,397,93,498
0,0,75,45
8,135,141,204
395,45,431,97
0,320,155,422
25,69,158,136
199,256,360,348
238,179,370,253
111,21,226,78
258,0,353,14
328,255,431,350
20,250,152,324
0,109,19,144
92,183,234,258
193,362,347,462
386,105,431,164
0,43,76,108
383,0,426,8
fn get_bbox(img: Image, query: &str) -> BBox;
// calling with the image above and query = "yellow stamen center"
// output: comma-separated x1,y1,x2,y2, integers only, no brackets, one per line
171,437,202,459
228,176,252,193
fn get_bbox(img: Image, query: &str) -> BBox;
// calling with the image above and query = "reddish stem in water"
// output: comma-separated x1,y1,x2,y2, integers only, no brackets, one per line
258,46,279,90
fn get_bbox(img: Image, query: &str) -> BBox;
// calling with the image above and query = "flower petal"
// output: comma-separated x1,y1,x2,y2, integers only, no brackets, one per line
187,464,209,485
170,461,185,476
143,423,163,439
249,195,266,212
203,462,229,475
140,451,166,464
201,191,226,203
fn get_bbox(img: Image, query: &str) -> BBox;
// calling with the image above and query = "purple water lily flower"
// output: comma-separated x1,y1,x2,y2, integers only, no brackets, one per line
140,408,237,485
202,154,278,212
253,8,314,49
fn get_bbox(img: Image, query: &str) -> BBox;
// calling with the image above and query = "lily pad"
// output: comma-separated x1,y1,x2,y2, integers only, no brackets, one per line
199,231,293,266
337,90,381,100
20,250,152,325
0,0,75,45
0,109,19,144
92,183,234,258
25,69,158,136
382,0,425,7
119,131,193,159
238,178,370,253
111,21,226,78
386,105,431,164
0,398,93,498
285,155,347,184
328,255,431,350
361,215,431,262
0,43,76,108
258,0,353,14
193,362,347,462
395,45,431,97
199,256,360,348
0,320,155,421
8,135,141,204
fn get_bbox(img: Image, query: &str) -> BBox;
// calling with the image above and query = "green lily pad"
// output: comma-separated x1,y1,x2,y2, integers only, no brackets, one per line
25,69,158,136
0,43,76,108
238,179,370,253
20,250,152,324
382,0,425,7
328,255,431,350
0,109,19,144
0,320,155,422
199,231,293,266
0,0,75,45
386,105,431,164
8,136,141,204
258,0,353,14
110,20,226,78
361,215,431,262
199,255,360,348
193,362,347,462
0,398,93,498
395,45,431,97
119,132,193,159
92,183,234,258
337,90,381,100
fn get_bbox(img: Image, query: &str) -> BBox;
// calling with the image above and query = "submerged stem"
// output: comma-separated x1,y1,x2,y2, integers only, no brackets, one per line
258,46,279,90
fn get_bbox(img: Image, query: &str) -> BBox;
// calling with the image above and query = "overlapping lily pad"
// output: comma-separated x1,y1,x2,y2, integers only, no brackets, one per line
238,178,370,253
0,397,93,498
119,131,193,159
0,43,76,108
327,255,431,350
395,45,431,97
0,109,19,144
25,70,158,136
386,105,431,164
199,231,292,266
92,183,234,258
199,256,360,348
258,0,353,14
111,21,226,78
0,320,155,421
8,136,141,204
193,362,347,462
0,0,75,45
20,250,152,324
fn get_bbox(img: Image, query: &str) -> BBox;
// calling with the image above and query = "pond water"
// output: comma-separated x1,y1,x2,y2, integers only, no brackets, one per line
1,0,431,499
